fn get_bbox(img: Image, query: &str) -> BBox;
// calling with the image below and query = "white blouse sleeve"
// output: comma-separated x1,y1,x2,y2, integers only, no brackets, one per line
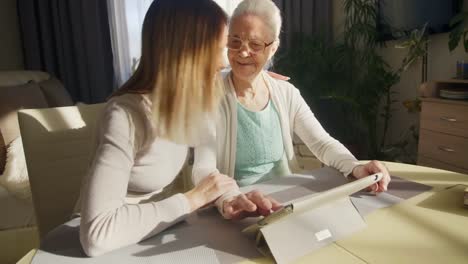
79,99,190,257
290,87,360,177
192,115,241,216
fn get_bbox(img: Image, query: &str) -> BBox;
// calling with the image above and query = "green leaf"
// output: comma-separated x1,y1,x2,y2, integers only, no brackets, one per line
464,31,468,53
449,12,468,27
449,25,464,51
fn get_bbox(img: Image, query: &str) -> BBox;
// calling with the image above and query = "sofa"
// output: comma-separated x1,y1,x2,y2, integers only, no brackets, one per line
0,71,74,264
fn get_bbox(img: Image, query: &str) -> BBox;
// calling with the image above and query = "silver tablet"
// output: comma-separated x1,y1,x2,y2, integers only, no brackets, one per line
242,172,383,234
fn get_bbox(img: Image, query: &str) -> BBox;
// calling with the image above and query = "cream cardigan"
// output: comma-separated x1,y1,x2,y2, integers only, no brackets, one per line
193,71,360,208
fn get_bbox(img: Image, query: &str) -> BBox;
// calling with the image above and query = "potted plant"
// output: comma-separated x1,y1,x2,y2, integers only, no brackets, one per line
275,0,428,162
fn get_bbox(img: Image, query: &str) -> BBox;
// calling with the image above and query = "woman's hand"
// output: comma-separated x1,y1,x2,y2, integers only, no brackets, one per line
222,190,282,220
185,173,238,212
352,160,391,193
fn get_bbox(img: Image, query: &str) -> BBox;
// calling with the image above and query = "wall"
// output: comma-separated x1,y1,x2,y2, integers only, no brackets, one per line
378,32,468,146
332,0,468,158
0,0,24,70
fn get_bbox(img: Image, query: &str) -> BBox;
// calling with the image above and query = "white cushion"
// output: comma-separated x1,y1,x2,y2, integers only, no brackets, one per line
0,185,35,230
18,103,105,238
0,71,50,87
0,137,31,200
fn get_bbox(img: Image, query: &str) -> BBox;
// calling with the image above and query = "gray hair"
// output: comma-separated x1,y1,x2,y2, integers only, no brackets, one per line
231,0,282,41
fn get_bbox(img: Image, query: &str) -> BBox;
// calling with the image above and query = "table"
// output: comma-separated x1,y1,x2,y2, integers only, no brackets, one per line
18,162,468,264
284,161,468,264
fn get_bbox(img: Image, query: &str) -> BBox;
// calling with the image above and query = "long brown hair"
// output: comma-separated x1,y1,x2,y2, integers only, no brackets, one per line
114,0,227,144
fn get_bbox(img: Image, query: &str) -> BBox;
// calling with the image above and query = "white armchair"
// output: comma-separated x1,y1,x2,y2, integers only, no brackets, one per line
18,103,104,239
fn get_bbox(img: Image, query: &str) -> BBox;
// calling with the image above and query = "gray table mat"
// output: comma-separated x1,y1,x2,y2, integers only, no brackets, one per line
32,167,431,264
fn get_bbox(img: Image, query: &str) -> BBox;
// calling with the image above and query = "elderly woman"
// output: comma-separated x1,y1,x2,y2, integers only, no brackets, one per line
193,0,391,219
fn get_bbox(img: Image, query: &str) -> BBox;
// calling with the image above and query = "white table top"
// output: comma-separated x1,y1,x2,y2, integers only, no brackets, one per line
19,162,468,264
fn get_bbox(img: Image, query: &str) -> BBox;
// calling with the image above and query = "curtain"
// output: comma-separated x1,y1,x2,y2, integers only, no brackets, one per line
107,0,152,87
273,0,332,49
106,0,240,87
17,0,115,104
107,0,131,87
213,0,242,14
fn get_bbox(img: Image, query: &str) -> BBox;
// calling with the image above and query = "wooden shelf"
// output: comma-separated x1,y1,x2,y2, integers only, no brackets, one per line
418,80,468,174
420,80,468,99
420,97,468,106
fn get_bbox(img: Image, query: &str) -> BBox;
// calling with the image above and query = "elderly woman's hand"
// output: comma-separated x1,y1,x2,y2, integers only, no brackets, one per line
351,160,391,193
222,190,282,220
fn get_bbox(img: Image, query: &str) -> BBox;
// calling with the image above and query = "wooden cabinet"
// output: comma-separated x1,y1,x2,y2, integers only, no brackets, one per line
418,80,468,174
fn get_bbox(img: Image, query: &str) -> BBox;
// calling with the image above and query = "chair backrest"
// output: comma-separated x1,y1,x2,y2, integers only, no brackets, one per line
0,71,50,86
18,103,105,239
0,71,73,174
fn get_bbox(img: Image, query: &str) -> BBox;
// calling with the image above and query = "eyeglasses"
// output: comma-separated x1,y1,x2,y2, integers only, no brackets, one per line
227,36,275,53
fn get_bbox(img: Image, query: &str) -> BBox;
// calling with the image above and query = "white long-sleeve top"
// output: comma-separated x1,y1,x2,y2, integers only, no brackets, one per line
79,93,191,257
192,71,360,210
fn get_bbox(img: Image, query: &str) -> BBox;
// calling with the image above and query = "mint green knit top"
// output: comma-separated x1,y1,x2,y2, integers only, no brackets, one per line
234,100,286,187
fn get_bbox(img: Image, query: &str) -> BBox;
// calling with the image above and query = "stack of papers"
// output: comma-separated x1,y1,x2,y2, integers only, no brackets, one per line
440,88,468,100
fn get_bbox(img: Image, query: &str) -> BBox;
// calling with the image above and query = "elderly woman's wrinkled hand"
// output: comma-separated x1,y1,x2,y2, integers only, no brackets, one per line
222,190,282,220
352,160,391,193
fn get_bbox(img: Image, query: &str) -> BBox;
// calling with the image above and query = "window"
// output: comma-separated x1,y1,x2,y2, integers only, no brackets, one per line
213,0,242,14
107,0,241,87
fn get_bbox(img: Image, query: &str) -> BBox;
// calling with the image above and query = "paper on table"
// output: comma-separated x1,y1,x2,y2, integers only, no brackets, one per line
33,218,224,264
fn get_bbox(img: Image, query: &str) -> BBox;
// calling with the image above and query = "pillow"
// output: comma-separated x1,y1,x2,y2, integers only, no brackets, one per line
38,77,74,107
0,82,48,175
0,71,49,86
0,82,49,145
0,136,31,200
